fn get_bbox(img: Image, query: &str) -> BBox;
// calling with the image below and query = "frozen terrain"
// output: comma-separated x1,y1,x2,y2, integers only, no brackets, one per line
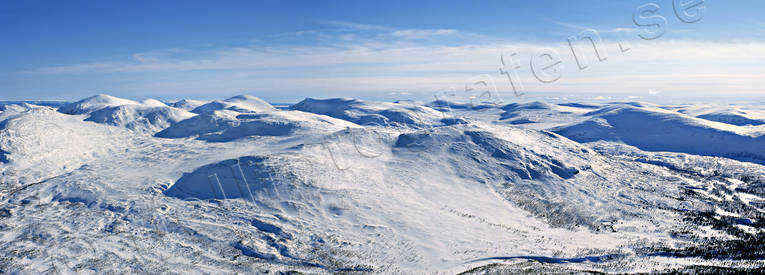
1,94,764,274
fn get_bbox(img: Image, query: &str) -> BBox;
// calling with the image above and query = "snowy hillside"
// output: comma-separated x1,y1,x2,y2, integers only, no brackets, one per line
57,94,141,115
291,97,448,128
677,105,765,126
191,95,277,115
554,105,765,164
1,95,764,274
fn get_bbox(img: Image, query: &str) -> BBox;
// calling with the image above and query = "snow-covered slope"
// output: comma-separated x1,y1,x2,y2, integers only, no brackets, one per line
497,101,594,129
191,95,276,114
156,109,359,142
156,95,358,141
291,97,448,128
1,95,764,274
55,94,197,133
140,98,169,108
553,105,765,164
678,105,765,126
0,105,128,186
171,99,209,110
86,105,195,133
57,94,140,115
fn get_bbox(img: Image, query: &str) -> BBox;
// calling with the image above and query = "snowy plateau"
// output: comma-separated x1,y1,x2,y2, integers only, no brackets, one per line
1,94,764,274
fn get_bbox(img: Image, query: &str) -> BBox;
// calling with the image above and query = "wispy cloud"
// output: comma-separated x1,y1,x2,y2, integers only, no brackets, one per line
391,29,457,39
539,17,591,31
608,28,638,34
322,20,393,31
23,21,765,99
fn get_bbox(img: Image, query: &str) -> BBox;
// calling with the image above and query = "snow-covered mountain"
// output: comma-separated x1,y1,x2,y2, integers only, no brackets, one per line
554,104,765,164
676,104,765,126
57,94,142,115
191,95,277,115
291,97,448,128
1,95,764,274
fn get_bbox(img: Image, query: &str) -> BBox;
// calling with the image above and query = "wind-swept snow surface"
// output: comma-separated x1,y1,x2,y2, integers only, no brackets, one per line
1,96,764,274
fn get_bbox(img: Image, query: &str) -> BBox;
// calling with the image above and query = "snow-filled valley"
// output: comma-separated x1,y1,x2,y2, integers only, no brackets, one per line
1,94,764,274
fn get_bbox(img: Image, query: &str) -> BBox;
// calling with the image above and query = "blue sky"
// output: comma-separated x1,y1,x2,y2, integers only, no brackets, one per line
1,0,764,102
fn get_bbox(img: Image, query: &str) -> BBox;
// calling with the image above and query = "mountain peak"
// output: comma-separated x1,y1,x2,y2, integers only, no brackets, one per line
58,94,139,114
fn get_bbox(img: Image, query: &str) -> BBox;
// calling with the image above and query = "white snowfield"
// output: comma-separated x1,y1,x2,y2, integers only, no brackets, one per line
1,95,764,274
